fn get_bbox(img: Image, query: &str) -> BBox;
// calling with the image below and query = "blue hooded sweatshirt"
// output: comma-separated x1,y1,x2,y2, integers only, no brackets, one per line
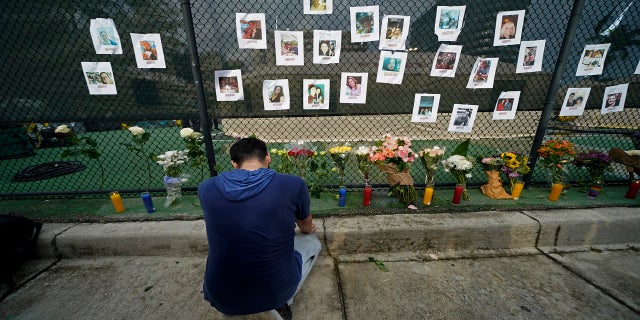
198,168,310,315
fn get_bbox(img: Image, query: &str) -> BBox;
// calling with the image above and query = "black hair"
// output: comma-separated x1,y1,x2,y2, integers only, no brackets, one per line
230,137,268,166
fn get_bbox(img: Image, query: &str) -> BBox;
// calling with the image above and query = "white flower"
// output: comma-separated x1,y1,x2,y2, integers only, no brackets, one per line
128,126,145,136
354,146,370,155
465,173,473,178
55,124,71,134
180,128,194,138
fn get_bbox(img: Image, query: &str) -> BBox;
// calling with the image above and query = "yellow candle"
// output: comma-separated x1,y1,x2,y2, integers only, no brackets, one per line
109,191,125,213
512,181,525,200
423,187,434,205
548,183,563,202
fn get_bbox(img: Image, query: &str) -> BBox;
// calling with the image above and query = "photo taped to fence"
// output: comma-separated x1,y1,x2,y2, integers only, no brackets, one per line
466,58,498,89
411,94,440,123
376,51,407,84
431,44,462,77
340,72,368,104
576,43,611,76
560,88,591,117
350,6,379,42
130,33,166,69
81,62,117,95
275,31,304,66
90,18,122,55
601,83,628,114
379,15,409,50
215,69,244,102
236,13,267,49
434,6,466,42
493,10,525,46
313,30,341,64
263,79,290,110
304,0,332,14
516,40,546,73
303,79,330,110
492,91,521,120
448,104,478,133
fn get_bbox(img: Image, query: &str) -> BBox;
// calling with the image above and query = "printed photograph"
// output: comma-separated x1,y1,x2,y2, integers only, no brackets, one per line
493,10,525,46
435,52,456,70
240,20,262,40
90,18,123,54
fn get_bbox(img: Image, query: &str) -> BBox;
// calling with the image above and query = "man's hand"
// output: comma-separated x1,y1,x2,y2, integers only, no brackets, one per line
296,215,316,234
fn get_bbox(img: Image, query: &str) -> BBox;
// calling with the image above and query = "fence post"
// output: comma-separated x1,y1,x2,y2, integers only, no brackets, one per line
524,0,585,185
181,0,218,177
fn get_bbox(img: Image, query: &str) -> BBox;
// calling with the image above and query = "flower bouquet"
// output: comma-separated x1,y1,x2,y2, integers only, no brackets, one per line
442,155,474,201
418,146,445,186
328,144,353,187
537,140,575,185
537,140,575,201
418,146,445,205
573,151,612,189
285,141,316,179
370,134,417,207
121,125,155,192
180,127,207,181
269,148,295,174
477,155,511,199
354,145,372,185
500,151,531,199
156,150,189,207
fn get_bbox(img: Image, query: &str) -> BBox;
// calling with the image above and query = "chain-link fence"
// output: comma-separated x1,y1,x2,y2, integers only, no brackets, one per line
0,0,638,198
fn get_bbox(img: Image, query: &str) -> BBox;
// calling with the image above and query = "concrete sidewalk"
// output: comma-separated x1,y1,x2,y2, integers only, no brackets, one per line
1,208,640,319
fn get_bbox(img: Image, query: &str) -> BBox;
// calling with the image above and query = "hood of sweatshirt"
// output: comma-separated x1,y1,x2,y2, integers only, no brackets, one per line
213,168,276,201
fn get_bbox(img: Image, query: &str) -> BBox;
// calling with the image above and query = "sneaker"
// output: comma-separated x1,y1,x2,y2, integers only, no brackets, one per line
275,303,292,320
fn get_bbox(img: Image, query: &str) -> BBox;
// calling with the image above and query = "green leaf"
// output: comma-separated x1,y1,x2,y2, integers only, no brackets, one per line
86,149,101,159
144,285,154,292
452,138,470,156
368,257,389,272
85,138,98,147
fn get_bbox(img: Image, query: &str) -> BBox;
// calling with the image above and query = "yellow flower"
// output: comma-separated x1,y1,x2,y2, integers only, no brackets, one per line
270,148,278,154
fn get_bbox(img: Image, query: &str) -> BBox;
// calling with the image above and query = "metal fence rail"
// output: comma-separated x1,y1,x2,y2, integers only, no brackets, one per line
0,0,638,197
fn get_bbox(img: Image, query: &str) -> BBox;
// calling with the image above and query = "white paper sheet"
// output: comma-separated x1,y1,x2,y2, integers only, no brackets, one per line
339,73,368,104
466,58,499,89
492,91,521,120
379,15,410,50
430,44,462,78
130,33,166,69
303,79,330,110
236,13,267,49
411,94,440,123
275,31,304,66
313,30,341,64
350,6,379,43
493,10,525,46
448,104,478,133
516,40,545,73
434,6,466,42
81,62,117,95
376,51,407,84
214,70,244,101
576,43,611,76
90,18,122,54
263,80,290,110
559,88,591,116
601,83,628,114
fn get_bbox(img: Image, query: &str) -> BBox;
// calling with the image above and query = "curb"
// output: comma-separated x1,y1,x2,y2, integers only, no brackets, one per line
36,207,640,259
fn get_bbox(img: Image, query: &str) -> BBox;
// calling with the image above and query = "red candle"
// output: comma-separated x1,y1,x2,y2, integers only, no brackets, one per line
363,186,372,206
625,180,640,199
452,184,463,204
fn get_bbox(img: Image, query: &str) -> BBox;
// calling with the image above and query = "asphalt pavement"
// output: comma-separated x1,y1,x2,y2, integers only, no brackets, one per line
1,207,639,320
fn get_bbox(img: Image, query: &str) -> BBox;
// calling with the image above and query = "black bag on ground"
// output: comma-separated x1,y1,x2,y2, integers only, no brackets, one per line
0,214,43,278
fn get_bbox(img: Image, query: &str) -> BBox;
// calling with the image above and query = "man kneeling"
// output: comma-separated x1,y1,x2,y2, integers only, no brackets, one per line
199,137,321,319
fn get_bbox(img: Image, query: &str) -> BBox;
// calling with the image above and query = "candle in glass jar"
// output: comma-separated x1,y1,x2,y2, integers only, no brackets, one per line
338,186,347,207
141,192,155,213
363,185,372,206
109,191,125,213
625,180,640,199
511,181,525,200
452,184,463,204
423,187,434,205
548,183,563,202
